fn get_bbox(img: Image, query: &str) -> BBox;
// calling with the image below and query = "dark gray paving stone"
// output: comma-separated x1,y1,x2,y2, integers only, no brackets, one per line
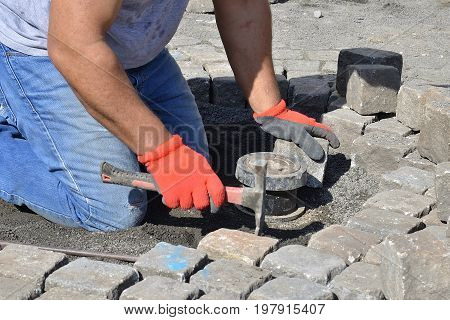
351,132,416,176
120,276,200,300
288,77,331,120
336,48,403,96
329,262,385,300
308,225,382,265
248,277,334,300
134,242,208,281
380,232,450,299
435,162,450,222
45,258,139,300
346,65,400,115
346,208,424,238
0,244,67,285
189,259,271,300
363,189,434,218
0,277,42,300
260,245,346,285
197,229,279,266
379,166,434,195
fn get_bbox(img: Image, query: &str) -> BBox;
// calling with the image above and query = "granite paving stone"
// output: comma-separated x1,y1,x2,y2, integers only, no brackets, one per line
396,82,429,131
260,245,346,285
38,288,104,300
365,118,412,137
363,189,434,218
248,277,334,300
308,225,382,265
134,242,208,281
400,150,437,172
189,259,272,300
197,229,279,266
435,162,450,222
288,77,331,120
120,276,200,300
380,232,450,299
45,258,139,300
329,262,385,300
379,166,434,195
0,277,42,300
346,208,424,238
422,210,444,227
362,242,384,265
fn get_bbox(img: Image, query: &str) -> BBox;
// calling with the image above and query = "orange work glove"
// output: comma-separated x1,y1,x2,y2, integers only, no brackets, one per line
254,100,340,160
138,135,225,210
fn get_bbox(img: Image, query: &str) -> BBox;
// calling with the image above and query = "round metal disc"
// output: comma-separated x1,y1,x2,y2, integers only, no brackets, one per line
235,152,307,191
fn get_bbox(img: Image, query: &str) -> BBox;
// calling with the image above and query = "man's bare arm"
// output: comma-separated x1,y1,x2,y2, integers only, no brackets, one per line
48,0,171,154
213,0,280,113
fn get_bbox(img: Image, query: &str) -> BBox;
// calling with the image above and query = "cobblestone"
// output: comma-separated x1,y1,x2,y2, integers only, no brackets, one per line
396,82,429,131
120,276,200,300
363,189,434,218
379,166,434,195
288,77,331,120
321,109,376,154
362,242,384,265
400,150,437,172
260,245,346,285
189,259,271,300
336,48,403,96
308,225,382,265
284,60,322,79
351,132,416,176
329,262,385,300
417,226,448,242
346,208,424,238
380,232,450,299
0,244,67,286
134,242,208,281
38,288,104,300
365,118,412,137
197,229,279,266
422,210,445,227
45,258,139,300
248,277,334,300
346,65,400,115
0,277,42,300
178,44,227,66
435,162,450,222
186,0,214,13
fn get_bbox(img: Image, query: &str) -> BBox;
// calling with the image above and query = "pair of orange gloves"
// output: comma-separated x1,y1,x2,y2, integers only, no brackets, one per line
138,100,340,210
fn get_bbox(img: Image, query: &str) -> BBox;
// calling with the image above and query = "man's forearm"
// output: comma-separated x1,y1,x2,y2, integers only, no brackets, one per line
213,0,280,113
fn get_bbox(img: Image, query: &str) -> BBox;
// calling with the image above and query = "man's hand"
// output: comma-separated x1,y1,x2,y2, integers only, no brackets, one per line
138,135,225,210
254,100,340,160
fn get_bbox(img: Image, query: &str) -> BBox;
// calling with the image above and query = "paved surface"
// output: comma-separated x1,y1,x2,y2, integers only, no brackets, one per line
0,0,448,264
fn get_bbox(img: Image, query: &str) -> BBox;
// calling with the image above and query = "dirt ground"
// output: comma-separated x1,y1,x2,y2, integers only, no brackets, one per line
0,0,447,257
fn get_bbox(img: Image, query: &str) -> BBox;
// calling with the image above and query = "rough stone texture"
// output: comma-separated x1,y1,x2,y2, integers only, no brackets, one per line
400,150,437,172
380,232,450,300
0,277,42,300
365,118,412,137
198,291,238,300
197,229,279,266
260,245,346,285
186,0,214,13
329,262,385,300
351,132,416,176
306,50,340,62
288,77,331,120
45,258,139,300
38,288,104,300
189,259,271,300
396,82,429,131
362,242,384,265
120,276,200,300
346,208,424,238
322,109,376,154
435,162,450,222
321,61,338,74
134,242,208,281
336,48,403,96
167,36,202,50
346,65,401,115
422,210,445,227
284,60,322,79
177,61,210,103
0,244,67,285
417,226,448,242
248,277,334,300
178,44,227,66
363,189,434,218
418,100,450,164
308,225,382,265
379,166,434,195
273,139,329,188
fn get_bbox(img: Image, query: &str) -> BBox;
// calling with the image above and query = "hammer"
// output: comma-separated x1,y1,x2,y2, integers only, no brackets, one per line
100,161,268,235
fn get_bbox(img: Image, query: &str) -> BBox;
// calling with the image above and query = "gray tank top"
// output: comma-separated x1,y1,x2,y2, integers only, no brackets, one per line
0,0,188,69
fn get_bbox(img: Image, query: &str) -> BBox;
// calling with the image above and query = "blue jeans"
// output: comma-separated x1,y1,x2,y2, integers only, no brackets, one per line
0,43,209,231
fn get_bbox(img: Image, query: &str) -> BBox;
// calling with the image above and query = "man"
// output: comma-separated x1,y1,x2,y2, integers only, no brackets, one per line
0,0,339,232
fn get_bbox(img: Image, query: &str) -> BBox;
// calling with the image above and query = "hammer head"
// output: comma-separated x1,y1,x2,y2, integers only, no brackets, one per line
241,160,268,235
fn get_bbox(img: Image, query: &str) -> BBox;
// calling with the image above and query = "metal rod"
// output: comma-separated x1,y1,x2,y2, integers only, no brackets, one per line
0,241,138,263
